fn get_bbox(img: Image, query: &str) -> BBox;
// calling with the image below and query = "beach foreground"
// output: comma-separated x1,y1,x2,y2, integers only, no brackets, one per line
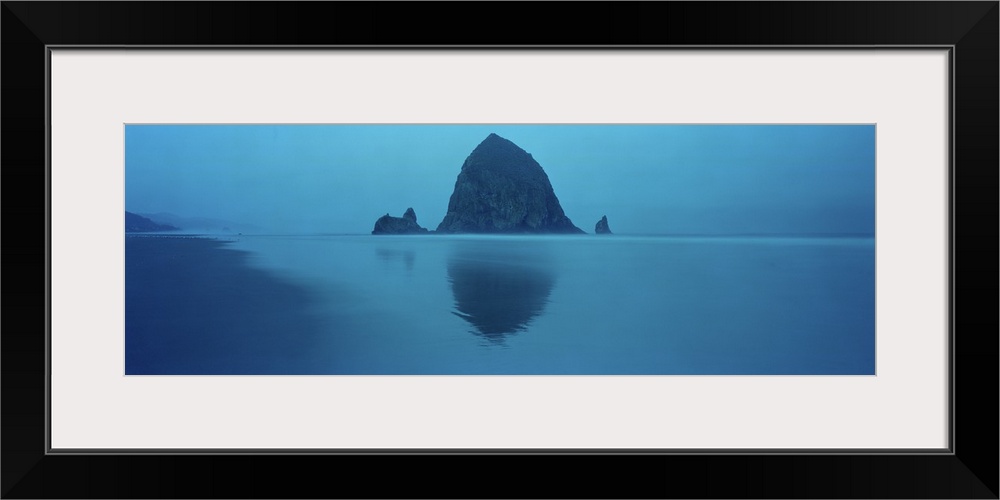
126,234,876,375
125,236,332,374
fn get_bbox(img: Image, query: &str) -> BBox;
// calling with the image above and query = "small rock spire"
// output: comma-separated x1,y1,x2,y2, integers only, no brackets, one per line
595,215,612,235
403,207,417,223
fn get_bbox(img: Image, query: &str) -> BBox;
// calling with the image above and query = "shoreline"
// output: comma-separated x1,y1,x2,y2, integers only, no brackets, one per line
125,235,328,375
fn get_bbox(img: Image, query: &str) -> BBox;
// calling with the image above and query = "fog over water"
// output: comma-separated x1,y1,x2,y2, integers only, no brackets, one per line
125,125,875,236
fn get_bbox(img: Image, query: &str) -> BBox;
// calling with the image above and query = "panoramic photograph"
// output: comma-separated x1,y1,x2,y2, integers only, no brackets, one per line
124,124,876,375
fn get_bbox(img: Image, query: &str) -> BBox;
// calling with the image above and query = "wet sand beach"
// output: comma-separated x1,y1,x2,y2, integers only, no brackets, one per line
126,234,876,375
125,235,329,374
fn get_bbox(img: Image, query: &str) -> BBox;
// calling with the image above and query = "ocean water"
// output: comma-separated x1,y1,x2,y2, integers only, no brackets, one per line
125,234,876,375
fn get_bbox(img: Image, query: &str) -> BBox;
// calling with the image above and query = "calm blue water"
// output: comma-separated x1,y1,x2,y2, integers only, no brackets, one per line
125,234,875,375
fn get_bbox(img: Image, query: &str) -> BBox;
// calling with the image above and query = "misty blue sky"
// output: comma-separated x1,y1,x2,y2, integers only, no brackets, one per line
124,124,875,235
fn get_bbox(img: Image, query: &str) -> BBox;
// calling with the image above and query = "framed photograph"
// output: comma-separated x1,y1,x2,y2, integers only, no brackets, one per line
4,2,996,498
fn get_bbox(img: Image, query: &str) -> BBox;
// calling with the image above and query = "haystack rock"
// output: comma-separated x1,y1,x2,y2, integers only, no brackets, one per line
595,215,612,234
372,208,429,234
436,133,585,234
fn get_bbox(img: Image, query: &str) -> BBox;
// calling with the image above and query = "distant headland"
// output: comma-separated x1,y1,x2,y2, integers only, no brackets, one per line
373,133,607,235
126,211,178,232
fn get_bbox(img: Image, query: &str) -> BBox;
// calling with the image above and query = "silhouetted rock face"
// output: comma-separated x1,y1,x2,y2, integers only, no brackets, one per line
402,207,418,223
595,215,612,235
372,209,429,234
436,133,585,234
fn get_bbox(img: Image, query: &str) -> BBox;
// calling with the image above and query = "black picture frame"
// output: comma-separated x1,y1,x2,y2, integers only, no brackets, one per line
3,2,996,498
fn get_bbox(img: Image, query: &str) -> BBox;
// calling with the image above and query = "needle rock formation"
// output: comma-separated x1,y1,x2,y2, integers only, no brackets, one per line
372,207,429,234
595,215,613,235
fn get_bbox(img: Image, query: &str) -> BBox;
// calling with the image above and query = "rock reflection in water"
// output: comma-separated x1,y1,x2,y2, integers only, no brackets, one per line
447,245,556,343
376,248,415,271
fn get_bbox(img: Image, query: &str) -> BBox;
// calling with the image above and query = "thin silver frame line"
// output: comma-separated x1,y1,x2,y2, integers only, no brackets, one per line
45,46,54,455
45,44,955,49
